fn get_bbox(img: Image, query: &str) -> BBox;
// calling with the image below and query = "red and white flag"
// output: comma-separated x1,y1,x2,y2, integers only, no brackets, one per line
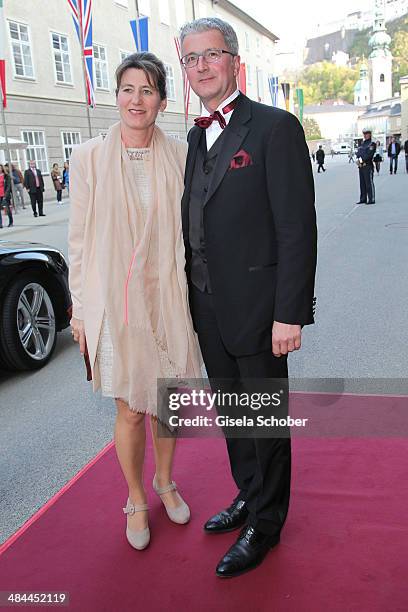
174,37,190,122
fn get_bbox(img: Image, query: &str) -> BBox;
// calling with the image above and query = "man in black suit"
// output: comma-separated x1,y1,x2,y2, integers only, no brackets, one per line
316,145,326,172
23,160,45,217
180,18,317,578
387,136,401,174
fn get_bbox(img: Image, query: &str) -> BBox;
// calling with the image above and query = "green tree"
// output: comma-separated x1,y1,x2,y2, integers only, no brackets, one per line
391,29,408,94
298,62,359,104
303,117,322,140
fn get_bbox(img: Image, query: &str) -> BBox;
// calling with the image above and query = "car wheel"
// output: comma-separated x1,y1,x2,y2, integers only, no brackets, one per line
0,273,57,370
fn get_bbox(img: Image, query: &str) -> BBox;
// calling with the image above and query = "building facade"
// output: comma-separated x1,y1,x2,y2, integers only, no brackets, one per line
400,74,408,142
2,0,277,196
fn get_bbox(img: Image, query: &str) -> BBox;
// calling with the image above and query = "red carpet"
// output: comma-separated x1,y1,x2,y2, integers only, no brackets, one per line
1,393,407,611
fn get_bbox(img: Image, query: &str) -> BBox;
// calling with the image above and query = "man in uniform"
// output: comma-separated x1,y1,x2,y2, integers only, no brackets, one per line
356,128,376,205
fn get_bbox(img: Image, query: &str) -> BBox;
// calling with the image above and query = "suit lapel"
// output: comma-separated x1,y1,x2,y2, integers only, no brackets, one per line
204,95,251,207
182,126,201,210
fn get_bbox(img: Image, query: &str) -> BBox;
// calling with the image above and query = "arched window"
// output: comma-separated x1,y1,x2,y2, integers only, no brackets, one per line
380,73,385,82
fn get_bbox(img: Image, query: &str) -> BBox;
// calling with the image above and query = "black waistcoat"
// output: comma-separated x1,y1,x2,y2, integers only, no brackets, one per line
188,128,227,293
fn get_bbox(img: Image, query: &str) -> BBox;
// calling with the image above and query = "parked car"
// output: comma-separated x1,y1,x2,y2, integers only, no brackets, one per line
0,241,72,371
331,143,352,155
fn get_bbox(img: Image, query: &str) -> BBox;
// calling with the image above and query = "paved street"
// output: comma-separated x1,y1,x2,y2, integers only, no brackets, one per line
1,155,407,543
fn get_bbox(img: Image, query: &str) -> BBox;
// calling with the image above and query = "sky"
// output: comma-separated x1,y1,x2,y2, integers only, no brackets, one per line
235,0,373,47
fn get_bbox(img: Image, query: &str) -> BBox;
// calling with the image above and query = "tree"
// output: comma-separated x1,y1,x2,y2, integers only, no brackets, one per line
303,117,322,140
391,29,408,94
298,62,359,104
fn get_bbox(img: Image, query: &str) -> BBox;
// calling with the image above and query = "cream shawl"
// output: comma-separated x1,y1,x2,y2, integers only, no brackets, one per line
94,121,201,412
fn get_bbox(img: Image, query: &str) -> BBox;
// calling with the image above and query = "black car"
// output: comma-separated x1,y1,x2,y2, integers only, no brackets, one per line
0,241,72,370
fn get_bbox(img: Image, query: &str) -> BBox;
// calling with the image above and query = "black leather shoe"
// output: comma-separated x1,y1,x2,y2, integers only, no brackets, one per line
204,499,248,534
39,213,46,216
216,525,280,578
33,212,38,217
366,201,375,205
355,201,366,205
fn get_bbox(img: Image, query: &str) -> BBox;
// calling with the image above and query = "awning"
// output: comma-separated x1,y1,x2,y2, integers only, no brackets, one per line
0,136,27,150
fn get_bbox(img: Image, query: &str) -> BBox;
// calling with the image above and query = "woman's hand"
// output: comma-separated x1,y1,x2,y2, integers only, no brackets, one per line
70,317,86,355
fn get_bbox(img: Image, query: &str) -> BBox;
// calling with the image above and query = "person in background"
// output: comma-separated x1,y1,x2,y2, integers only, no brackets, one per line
0,164,13,228
387,136,401,175
11,164,26,210
51,163,64,204
62,161,70,195
404,138,408,174
316,145,326,172
24,160,45,217
373,141,383,174
356,128,376,205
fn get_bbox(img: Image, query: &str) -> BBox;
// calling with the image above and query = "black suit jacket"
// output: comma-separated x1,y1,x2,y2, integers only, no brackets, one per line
23,168,45,193
182,94,317,356
388,142,401,157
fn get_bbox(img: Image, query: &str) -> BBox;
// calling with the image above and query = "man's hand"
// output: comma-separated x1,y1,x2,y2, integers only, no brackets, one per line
272,322,301,357
70,317,86,355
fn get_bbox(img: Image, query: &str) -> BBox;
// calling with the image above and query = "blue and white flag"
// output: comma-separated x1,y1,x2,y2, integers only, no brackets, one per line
130,16,149,52
268,75,279,108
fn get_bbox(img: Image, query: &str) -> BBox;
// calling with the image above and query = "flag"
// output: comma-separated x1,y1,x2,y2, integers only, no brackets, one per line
281,82,290,112
238,63,246,95
174,37,191,122
296,87,304,124
268,75,279,108
67,0,95,107
0,0,6,107
130,17,149,52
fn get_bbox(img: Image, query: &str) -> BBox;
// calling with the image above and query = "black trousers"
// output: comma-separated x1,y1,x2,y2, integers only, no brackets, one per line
359,165,375,203
317,162,325,172
191,285,291,537
29,189,44,215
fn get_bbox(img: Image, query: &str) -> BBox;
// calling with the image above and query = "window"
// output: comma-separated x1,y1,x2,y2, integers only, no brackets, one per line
8,21,34,78
61,131,81,160
22,131,49,173
115,0,128,6
9,150,20,166
51,33,72,84
256,37,261,55
247,64,252,87
159,0,170,25
256,68,264,101
165,64,176,101
120,50,132,63
93,44,109,89
245,32,250,51
380,73,385,82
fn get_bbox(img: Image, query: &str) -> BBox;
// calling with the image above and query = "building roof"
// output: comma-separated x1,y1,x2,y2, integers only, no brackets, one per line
304,29,358,65
217,0,279,42
359,102,401,119
304,102,365,113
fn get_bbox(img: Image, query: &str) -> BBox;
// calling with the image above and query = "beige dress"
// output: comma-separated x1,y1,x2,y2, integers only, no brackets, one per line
96,147,178,401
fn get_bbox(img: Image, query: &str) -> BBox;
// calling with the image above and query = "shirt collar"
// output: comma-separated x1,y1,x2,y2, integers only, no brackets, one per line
202,89,240,118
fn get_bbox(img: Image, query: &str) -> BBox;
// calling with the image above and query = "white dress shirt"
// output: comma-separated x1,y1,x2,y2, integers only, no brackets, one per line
202,89,240,151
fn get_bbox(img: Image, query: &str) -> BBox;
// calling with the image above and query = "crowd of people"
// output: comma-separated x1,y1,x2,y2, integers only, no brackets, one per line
0,159,70,227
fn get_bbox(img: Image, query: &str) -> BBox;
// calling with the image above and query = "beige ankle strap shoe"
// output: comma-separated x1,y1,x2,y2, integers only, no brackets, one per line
152,476,191,525
123,498,150,550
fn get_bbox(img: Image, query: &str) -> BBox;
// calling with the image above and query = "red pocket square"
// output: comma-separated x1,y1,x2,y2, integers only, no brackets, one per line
229,149,253,169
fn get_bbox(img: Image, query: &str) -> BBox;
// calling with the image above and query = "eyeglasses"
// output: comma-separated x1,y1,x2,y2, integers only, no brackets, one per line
180,48,236,68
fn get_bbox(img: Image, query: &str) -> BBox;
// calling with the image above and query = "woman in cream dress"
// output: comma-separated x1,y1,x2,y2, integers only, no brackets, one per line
68,53,201,551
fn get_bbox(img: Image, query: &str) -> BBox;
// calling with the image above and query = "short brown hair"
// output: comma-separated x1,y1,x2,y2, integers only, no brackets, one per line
115,52,167,100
